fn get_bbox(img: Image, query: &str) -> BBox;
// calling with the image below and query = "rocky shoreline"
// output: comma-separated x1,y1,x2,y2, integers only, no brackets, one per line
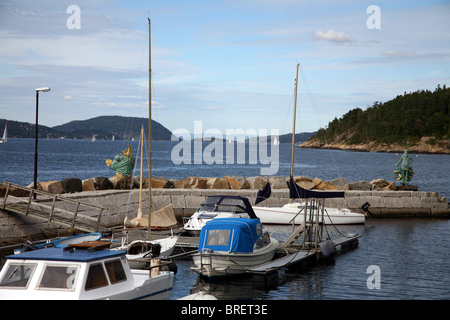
299,136,450,154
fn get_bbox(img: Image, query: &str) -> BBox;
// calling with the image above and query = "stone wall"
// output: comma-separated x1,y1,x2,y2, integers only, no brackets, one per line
40,187,450,223
1,187,448,247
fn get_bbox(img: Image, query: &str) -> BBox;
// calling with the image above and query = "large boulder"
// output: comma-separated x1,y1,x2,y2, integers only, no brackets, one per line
326,177,349,190
38,180,64,194
145,176,174,189
82,179,96,192
269,176,288,189
348,180,372,191
225,176,250,190
173,177,192,189
246,176,269,190
62,178,82,193
206,177,230,189
94,177,114,190
190,177,208,189
370,179,389,189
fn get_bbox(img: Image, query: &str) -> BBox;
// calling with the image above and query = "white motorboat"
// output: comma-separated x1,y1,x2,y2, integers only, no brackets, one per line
183,195,259,236
114,236,178,269
191,218,279,277
0,242,174,300
254,202,365,225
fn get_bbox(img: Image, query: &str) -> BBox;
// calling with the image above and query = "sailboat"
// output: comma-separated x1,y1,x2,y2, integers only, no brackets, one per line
0,122,7,143
273,136,279,146
253,64,365,225
114,19,178,266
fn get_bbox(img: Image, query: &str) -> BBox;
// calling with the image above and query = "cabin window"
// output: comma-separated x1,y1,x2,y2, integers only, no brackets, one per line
0,263,36,289
105,259,127,284
85,263,108,290
37,265,79,290
206,229,231,247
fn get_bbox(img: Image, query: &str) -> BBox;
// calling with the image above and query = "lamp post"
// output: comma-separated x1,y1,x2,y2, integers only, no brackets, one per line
34,87,51,198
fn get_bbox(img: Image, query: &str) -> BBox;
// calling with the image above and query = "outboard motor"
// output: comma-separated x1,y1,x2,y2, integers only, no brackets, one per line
361,202,374,218
151,243,161,258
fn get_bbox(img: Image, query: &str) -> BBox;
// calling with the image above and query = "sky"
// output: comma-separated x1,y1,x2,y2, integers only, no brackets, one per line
0,0,449,136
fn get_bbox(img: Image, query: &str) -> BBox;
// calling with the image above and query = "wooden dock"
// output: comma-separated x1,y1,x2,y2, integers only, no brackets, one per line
1,182,108,233
247,233,361,276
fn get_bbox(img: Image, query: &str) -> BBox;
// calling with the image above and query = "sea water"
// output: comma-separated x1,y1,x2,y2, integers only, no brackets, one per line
0,138,449,300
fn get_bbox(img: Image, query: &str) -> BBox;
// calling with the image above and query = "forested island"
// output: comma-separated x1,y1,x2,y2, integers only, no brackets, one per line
300,85,450,153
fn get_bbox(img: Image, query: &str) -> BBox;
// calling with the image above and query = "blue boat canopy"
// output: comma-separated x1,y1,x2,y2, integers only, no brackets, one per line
6,247,124,263
198,218,263,253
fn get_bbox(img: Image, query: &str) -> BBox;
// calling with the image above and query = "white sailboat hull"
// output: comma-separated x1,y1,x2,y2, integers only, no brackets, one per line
254,203,365,225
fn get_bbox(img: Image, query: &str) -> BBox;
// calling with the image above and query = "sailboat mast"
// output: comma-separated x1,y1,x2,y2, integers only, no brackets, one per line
290,63,299,179
148,18,152,240
137,125,144,218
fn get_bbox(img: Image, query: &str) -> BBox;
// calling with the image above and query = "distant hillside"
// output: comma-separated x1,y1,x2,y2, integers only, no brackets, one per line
0,116,173,141
53,116,172,141
278,132,316,144
300,85,450,153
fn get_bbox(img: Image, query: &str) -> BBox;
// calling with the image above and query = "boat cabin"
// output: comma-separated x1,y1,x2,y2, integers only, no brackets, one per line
0,244,173,300
198,218,269,253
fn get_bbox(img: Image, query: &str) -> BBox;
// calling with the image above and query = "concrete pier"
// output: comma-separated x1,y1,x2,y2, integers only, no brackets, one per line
1,187,448,247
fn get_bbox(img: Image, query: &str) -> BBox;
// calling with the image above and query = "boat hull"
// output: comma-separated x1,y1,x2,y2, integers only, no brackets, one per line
191,238,279,277
253,204,365,225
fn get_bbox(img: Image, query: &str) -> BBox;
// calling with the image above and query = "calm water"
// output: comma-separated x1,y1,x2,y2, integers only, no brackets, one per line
171,220,450,300
0,138,448,198
1,138,449,300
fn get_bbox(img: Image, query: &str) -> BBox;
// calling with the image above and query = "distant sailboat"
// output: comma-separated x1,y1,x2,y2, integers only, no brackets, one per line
0,122,7,143
273,136,279,146
91,134,96,142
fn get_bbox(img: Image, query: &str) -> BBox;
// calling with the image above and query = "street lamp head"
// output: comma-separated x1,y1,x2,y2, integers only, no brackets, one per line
35,87,51,92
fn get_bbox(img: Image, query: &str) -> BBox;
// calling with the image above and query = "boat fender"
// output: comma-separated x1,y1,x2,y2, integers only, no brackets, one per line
320,240,336,258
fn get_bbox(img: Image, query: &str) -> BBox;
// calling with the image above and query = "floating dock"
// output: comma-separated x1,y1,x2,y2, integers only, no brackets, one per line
248,233,361,276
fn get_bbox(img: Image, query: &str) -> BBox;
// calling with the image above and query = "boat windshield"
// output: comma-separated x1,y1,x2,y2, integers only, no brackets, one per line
0,263,37,289
37,264,79,290
198,196,252,214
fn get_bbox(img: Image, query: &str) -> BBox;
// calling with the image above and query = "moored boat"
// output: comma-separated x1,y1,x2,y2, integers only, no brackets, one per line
183,195,259,236
191,218,279,277
0,241,174,300
113,236,178,269
254,202,365,225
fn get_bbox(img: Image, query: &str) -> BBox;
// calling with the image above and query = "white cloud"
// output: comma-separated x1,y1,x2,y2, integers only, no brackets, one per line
314,30,353,43
64,95,73,99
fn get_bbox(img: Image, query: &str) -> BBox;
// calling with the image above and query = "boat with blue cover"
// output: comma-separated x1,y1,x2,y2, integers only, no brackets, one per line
191,218,279,277
0,241,174,300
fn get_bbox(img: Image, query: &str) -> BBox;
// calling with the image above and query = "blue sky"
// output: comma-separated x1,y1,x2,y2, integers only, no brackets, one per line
0,0,449,135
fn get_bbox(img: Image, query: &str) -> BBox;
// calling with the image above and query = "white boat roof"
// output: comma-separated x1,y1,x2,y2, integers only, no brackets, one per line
6,248,125,263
